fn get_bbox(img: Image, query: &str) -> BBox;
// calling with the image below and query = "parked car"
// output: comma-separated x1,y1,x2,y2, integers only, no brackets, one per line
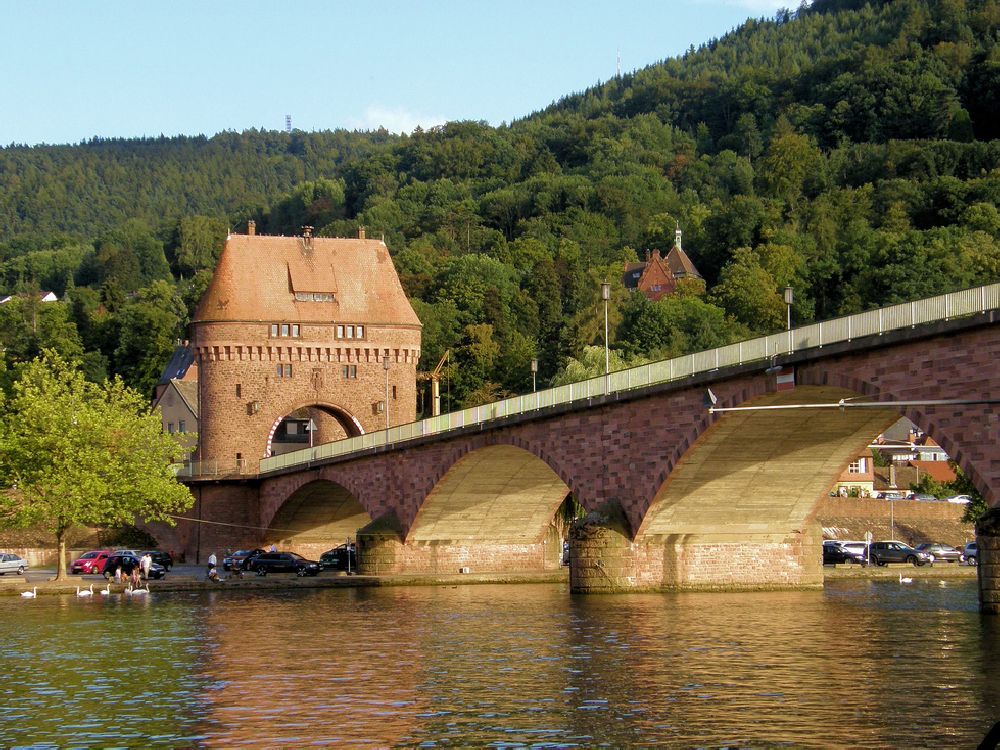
840,541,869,560
867,541,933,566
912,493,938,502
964,542,978,565
915,543,964,563
70,549,112,575
102,553,167,580
823,540,867,565
945,495,972,504
319,544,356,571
0,552,29,575
223,548,264,571
248,551,321,577
138,550,173,571
877,491,908,500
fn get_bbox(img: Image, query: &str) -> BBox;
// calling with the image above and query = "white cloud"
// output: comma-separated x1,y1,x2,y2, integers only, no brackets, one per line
347,105,448,135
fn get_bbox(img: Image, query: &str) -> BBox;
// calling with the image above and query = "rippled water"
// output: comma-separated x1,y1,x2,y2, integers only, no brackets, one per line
3,579,1000,747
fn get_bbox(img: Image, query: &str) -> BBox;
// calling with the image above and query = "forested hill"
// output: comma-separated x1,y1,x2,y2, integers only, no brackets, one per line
0,0,998,412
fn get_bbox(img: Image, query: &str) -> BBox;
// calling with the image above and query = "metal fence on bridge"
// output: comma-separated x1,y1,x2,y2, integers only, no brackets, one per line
251,284,1000,476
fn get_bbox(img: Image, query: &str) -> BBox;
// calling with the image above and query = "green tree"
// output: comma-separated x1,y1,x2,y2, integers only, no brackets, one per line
710,247,786,331
0,351,193,579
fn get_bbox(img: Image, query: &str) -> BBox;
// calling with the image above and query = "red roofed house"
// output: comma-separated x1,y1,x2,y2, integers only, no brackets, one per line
622,227,703,302
190,223,421,474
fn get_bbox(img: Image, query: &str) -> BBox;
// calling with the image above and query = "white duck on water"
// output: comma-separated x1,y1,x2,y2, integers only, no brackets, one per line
21,587,37,598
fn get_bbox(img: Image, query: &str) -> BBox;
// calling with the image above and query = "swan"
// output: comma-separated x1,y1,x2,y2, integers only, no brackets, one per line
126,582,148,596
100,582,111,596
76,584,94,597
21,587,37,598
899,573,913,584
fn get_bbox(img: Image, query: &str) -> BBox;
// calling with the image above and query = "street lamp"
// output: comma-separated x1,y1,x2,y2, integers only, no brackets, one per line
784,286,793,331
383,355,390,432
601,283,611,387
531,358,538,392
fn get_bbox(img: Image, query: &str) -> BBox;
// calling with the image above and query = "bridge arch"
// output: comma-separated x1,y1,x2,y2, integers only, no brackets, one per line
407,443,573,544
637,384,900,540
263,477,373,560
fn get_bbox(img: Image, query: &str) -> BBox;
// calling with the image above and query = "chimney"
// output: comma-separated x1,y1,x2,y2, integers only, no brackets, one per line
675,226,682,251
302,225,313,240
358,225,366,240
247,219,256,236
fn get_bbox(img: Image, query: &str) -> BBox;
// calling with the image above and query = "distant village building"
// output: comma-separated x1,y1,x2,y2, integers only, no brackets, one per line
831,417,956,497
622,227,702,302
0,291,58,304
187,223,421,474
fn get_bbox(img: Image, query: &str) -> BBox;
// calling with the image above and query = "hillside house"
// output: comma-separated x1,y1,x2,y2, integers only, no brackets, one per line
622,227,703,302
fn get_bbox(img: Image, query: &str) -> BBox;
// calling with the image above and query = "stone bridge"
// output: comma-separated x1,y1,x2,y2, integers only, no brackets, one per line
155,289,1000,604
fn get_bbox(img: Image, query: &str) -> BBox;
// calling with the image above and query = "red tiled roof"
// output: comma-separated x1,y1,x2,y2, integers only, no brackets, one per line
909,460,957,483
193,234,420,326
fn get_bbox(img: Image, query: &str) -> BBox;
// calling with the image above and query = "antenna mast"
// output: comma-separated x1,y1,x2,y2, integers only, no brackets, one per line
616,48,621,78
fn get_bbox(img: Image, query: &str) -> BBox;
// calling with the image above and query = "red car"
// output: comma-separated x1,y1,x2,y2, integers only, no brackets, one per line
70,549,112,574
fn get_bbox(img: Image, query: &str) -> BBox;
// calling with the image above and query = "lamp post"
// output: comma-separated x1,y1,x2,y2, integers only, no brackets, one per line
383,355,390,432
601,282,610,389
531,358,538,393
784,286,793,331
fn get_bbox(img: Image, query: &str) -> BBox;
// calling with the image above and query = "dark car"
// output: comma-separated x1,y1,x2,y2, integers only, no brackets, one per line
248,551,321,577
223,548,265,571
823,540,866,565
867,541,933,567
915,543,964,563
319,544,356,571
103,553,167,580
964,542,978,565
139,550,173,571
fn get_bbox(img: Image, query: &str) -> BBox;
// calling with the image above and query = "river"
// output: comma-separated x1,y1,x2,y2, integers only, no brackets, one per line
3,578,999,747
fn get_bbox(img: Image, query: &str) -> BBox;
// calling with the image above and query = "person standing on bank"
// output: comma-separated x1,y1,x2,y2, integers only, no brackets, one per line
207,551,217,578
140,553,152,580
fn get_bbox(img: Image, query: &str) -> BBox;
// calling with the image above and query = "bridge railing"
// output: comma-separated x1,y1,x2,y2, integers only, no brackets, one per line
258,283,1000,475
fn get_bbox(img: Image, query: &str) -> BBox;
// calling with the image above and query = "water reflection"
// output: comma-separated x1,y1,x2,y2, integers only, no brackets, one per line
1,580,998,747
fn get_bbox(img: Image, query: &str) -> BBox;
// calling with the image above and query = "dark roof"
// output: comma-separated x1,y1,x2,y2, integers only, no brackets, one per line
157,345,195,386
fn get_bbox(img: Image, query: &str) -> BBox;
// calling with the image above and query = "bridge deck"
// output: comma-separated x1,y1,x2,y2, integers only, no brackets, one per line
226,284,1000,477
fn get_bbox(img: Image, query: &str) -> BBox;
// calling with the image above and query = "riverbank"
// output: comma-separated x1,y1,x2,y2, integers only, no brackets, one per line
0,565,569,596
0,561,978,596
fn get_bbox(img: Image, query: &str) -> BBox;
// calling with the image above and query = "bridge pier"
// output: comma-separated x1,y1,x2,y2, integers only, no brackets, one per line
569,501,824,592
977,507,1000,615
356,514,565,576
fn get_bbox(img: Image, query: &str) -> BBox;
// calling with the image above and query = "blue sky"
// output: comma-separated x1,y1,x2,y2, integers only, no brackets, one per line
2,1,789,147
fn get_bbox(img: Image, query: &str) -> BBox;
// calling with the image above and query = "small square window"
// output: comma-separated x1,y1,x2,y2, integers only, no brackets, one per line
281,323,290,337
337,324,344,338
167,422,174,433
179,420,186,433
236,384,242,398
277,364,284,377
347,325,354,339
350,365,357,378
356,325,364,339
292,324,300,337
284,364,293,378
270,323,278,337
392,385,397,400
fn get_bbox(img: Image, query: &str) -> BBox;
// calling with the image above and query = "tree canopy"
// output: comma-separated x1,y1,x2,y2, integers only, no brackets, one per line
0,352,193,578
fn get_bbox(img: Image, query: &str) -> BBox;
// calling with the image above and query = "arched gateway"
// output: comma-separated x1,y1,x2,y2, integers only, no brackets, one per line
190,225,421,474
